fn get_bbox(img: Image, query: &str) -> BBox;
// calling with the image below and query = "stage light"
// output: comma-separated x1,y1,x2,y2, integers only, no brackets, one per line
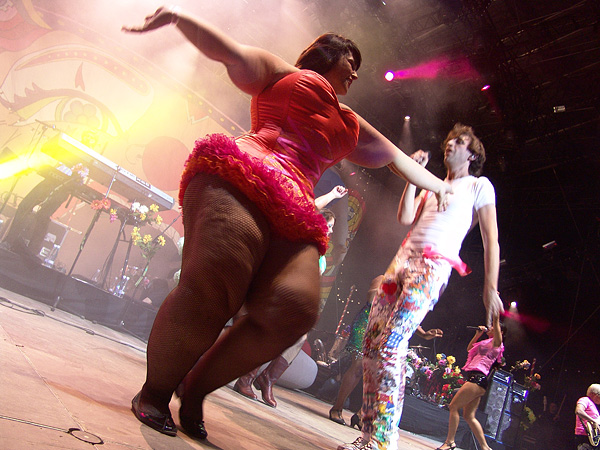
481,85,490,91
404,115,410,121
384,71,395,82
542,240,557,250
510,301,517,309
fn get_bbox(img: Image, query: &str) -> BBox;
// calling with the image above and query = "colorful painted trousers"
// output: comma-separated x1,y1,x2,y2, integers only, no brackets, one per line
361,246,451,450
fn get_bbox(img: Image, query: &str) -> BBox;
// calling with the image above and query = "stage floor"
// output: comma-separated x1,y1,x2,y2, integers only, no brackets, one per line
0,286,449,450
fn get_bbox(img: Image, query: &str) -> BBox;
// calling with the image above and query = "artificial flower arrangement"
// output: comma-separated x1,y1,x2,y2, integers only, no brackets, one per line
127,202,166,287
511,358,542,392
90,198,111,211
521,406,537,431
437,353,466,406
407,351,465,406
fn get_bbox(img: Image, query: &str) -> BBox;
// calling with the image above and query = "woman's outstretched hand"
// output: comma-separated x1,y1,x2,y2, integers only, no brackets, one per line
122,6,177,33
484,288,504,329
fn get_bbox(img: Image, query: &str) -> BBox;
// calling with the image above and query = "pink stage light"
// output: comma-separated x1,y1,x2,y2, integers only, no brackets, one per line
503,310,550,333
481,85,490,91
385,56,480,81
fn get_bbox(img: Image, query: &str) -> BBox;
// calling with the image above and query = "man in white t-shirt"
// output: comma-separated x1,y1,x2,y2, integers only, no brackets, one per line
340,123,504,450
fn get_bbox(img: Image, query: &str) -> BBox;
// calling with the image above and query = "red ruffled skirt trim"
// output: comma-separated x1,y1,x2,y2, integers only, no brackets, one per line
179,134,328,255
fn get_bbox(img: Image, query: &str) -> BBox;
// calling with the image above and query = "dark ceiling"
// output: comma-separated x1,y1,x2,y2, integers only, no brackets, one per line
309,0,600,392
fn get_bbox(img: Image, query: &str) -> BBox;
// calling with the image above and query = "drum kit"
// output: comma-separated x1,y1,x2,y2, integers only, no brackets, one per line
406,344,430,397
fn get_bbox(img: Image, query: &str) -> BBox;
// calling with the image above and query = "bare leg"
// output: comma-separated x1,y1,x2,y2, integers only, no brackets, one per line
331,355,363,413
441,382,486,449
462,393,490,450
138,173,271,414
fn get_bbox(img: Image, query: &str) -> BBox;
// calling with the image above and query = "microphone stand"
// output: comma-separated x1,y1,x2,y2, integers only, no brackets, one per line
328,285,356,362
51,171,117,310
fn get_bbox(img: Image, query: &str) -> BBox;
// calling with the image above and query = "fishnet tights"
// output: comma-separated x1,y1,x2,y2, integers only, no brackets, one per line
141,173,269,410
140,173,321,418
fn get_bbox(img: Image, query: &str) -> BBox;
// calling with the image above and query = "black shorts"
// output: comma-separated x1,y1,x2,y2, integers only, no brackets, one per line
464,371,488,390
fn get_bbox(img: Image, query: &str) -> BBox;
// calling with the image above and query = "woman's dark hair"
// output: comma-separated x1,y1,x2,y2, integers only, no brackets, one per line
295,33,361,75
320,208,335,222
442,123,486,176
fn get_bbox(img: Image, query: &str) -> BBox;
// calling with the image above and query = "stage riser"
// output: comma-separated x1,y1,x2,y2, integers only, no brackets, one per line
0,248,156,341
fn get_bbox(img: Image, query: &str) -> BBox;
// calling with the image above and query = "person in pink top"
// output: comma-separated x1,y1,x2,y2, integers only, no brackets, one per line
122,6,453,441
436,314,505,450
574,384,600,449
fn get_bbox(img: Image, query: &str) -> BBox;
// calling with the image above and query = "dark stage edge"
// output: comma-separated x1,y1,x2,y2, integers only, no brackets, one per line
0,247,156,342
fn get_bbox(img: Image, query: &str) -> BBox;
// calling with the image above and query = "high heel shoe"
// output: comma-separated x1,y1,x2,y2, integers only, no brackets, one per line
435,442,456,450
328,409,347,426
350,413,362,430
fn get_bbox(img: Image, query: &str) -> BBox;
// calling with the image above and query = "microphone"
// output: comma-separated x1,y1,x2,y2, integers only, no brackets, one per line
466,326,488,331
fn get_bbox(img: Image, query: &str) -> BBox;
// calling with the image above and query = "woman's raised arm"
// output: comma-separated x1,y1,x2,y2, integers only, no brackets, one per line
122,6,296,96
345,111,451,210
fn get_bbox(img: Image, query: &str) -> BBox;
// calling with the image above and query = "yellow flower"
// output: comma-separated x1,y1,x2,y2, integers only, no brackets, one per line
455,367,461,374
131,227,141,242
157,235,166,246
436,353,443,361
143,234,152,244
155,215,163,225
447,355,456,365
110,208,117,215
150,204,159,212
139,213,147,221
534,373,541,380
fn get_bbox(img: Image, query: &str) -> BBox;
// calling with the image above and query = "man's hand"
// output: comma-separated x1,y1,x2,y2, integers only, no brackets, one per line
410,149,430,167
435,183,452,212
330,185,348,199
422,328,443,340
483,288,504,328
409,150,452,212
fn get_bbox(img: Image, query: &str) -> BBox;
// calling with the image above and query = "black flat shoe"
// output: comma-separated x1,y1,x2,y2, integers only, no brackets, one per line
180,415,208,440
350,413,362,430
131,392,177,436
435,442,457,450
328,409,347,426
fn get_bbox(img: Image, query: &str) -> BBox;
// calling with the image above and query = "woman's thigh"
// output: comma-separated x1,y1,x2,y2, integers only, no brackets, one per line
178,173,271,322
449,382,486,411
244,238,321,344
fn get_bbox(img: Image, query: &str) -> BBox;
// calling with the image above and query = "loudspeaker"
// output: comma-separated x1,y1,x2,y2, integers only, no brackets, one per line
498,383,528,447
481,370,529,449
482,370,512,439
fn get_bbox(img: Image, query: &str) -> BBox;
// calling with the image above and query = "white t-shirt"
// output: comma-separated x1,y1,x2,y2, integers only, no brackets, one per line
404,175,496,260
